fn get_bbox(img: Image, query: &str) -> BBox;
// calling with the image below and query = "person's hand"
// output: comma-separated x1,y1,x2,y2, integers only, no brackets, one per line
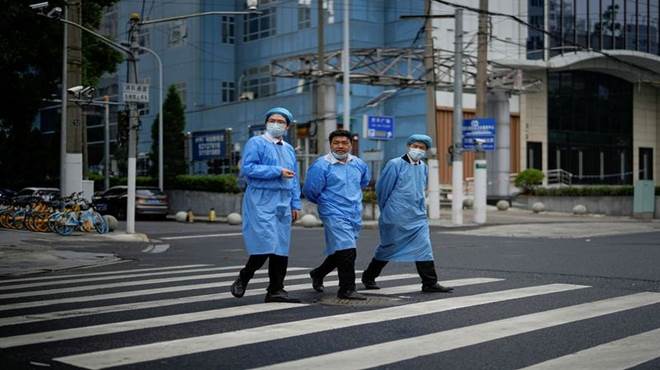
281,168,295,178
291,209,300,223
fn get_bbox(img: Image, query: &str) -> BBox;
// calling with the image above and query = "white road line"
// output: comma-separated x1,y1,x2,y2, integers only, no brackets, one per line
160,233,243,240
359,278,504,295
0,268,307,300
0,264,214,285
53,284,587,369
0,273,421,327
519,327,660,370
0,270,334,312
254,292,660,370
0,266,254,291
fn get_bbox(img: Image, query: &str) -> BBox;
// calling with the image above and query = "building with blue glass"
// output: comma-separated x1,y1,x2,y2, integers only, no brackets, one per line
95,0,429,179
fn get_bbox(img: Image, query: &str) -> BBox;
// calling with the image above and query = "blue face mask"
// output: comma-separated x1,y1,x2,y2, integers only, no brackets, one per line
408,148,426,161
266,123,287,138
331,151,349,160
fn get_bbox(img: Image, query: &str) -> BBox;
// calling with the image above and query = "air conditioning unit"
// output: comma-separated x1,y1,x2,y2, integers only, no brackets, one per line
239,91,255,101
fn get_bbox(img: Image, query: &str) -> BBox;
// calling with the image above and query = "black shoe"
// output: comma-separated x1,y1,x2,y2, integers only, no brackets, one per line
422,283,454,293
310,271,324,292
361,278,380,290
230,278,247,298
265,289,302,303
337,290,367,300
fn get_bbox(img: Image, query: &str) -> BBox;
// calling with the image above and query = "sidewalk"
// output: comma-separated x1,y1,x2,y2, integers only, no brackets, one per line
0,229,149,277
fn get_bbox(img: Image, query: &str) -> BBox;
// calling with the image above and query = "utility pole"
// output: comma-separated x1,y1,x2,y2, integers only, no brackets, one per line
317,0,335,153
473,0,488,224
126,13,141,234
60,5,68,193
424,0,441,220
342,0,350,132
104,95,110,191
64,0,83,197
451,8,463,225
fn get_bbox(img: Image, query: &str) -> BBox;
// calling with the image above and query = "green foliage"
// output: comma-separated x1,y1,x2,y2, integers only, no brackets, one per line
532,186,635,196
148,85,187,187
171,175,240,193
514,169,544,193
362,189,376,203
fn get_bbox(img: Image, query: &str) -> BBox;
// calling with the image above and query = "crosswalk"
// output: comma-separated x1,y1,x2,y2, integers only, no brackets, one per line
0,264,658,369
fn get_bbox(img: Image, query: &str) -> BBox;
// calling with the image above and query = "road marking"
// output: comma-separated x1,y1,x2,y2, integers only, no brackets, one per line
519,327,660,370
160,233,243,240
141,244,170,253
53,284,587,369
0,268,307,300
0,266,247,291
0,264,214,285
359,278,504,295
254,292,660,370
0,270,326,312
0,273,421,326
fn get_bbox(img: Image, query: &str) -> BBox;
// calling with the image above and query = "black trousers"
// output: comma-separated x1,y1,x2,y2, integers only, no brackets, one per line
239,254,288,293
311,248,357,292
363,258,438,287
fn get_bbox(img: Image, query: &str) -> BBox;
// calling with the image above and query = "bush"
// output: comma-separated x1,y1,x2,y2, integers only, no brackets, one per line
532,186,634,196
362,188,376,203
171,175,240,193
514,169,544,193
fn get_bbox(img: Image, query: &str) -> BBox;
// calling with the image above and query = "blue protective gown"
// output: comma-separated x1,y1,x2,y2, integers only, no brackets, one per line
374,155,434,262
241,135,302,256
303,154,370,255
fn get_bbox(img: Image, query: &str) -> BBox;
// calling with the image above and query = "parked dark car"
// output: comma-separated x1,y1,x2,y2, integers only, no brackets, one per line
12,187,60,204
0,188,16,204
93,186,169,219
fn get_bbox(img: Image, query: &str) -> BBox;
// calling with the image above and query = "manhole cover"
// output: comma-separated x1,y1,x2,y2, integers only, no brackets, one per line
317,294,407,306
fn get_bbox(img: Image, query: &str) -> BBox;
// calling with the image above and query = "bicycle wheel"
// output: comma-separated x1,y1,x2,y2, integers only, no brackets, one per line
92,212,109,234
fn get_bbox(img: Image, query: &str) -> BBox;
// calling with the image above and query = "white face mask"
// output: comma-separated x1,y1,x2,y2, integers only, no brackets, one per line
266,122,287,138
331,151,349,160
408,148,426,161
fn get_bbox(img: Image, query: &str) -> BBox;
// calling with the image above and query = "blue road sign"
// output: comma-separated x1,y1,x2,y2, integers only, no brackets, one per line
365,115,394,140
462,118,495,151
192,130,228,160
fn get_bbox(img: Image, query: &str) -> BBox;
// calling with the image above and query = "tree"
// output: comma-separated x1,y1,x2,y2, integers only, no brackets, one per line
148,85,187,187
0,0,122,189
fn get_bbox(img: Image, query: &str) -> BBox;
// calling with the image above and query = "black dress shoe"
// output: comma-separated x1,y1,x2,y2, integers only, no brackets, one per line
310,271,324,292
337,290,367,300
361,278,380,290
230,278,247,298
265,289,302,303
422,283,454,293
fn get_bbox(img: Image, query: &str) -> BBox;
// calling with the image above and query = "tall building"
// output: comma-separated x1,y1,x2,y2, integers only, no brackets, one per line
98,0,429,179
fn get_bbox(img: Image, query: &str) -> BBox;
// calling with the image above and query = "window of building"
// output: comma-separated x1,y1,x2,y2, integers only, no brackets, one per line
222,81,235,103
241,65,275,99
221,16,235,44
174,82,187,108
527,0,545,59
243,7,276,41
168,20,187,47
100,6,117,38
298,0,311,29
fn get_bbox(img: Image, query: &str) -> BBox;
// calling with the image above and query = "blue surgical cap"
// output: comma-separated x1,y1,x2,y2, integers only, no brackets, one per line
407,134,432,149
264,107,293,125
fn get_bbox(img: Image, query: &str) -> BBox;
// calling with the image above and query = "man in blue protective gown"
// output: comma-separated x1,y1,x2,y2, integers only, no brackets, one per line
361,134,454,293
303,130,371,300
230,107,302,303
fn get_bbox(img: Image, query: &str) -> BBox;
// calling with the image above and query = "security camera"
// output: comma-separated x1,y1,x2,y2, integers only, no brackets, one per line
46,6,62,18
67,86,84,94
29,2,49,10
246,0,258,10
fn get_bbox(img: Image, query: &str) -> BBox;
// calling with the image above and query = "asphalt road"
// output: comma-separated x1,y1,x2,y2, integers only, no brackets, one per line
1,220,659,369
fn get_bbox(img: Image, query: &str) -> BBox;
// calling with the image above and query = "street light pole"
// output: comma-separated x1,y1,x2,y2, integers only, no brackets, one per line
60,5,68,193
135,46,164,192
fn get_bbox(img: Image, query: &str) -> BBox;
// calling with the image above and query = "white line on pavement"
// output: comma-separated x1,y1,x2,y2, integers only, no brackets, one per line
160,233,243,240
53,284,587,369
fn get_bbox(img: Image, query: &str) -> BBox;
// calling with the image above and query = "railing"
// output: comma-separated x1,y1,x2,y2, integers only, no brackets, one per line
546,169,573,186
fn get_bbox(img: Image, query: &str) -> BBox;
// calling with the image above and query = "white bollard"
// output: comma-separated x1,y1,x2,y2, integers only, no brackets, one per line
473,159,487,224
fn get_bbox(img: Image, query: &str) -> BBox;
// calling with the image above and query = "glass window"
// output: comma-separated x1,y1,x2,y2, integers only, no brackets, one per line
590,0,602,49
549,0,563,56
221,16,235,44
601,0,615,49
626,0,638,49
576,0,590,48
563,0,576,49
243,7,276,42
298,0,311,29
613,0,625,48
650,0,659,54
241,65,275,99
639,0,650,51
221,81,235,103
168,20,187,48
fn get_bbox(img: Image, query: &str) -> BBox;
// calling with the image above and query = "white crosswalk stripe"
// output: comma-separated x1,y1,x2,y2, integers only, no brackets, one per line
2,264,659,370
52,284,587,369
253,292,660,370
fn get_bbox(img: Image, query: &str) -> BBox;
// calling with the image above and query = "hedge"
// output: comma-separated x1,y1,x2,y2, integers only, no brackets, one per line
88,174,239,193
531,186,635,196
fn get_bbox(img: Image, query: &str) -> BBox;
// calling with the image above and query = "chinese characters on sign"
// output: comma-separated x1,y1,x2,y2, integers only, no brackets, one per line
462,118,496,151
122,83,150,103
363,115,395,140
192,130,228,160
